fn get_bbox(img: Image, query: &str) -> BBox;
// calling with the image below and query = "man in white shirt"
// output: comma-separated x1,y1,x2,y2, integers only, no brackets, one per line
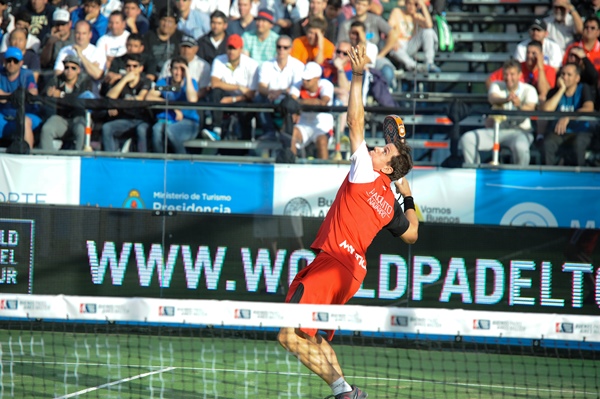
459,59,539,166
203,33,259,142
55,20,107,83
514,19,564,70
289,61,334,160
543,0,583,53
255,34,304,139
96,11,130,69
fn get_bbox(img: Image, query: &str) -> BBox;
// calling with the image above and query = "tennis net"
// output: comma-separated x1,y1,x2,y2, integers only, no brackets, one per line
0,295,598,399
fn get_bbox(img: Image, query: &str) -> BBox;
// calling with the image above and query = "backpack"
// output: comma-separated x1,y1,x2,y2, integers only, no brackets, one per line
435,14,454,52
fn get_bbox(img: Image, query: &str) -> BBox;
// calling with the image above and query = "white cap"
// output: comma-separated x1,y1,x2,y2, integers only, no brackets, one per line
53,8,70,23
302,62,322,80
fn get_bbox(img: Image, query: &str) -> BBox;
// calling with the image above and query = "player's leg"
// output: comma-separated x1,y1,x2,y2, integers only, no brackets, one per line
277,327,342,384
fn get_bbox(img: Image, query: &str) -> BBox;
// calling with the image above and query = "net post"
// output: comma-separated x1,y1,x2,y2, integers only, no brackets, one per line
84,110,93,152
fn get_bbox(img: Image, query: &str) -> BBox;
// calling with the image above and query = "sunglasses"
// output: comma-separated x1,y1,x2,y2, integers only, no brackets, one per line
65,65,78,70
336,50,348,55
4,58,19,64
276,45,290,50
126,64,140,68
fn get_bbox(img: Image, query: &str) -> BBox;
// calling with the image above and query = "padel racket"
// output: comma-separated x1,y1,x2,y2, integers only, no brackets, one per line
383,115,406,146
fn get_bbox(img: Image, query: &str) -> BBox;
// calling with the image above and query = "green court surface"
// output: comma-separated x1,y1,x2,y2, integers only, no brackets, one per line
0,328,597,399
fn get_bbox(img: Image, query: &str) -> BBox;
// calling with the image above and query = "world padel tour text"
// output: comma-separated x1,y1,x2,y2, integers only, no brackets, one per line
86,241,599,309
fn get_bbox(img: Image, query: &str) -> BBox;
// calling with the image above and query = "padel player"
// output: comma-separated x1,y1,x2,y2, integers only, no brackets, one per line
277,45,419,399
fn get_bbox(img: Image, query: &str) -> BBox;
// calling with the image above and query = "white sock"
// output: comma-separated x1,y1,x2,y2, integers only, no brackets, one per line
213,126,222,134
330,377,352,396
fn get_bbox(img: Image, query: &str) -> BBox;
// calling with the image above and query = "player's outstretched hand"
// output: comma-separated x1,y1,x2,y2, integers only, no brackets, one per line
347,45,367,75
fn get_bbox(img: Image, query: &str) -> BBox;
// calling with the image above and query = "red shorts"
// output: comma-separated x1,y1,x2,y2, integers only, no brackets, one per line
284,251,363,340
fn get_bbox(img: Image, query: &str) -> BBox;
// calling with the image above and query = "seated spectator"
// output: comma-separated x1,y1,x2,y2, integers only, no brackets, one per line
71,0,109,45
39,55,93,151
289,61,334,159
544,0,583,53
387,0,440,73
562,16,600,76
341,0,383,19
0,28,41,81
0,47,41,149
101,0,123,18
122,0,149,35
324,0,342,43
514,18,563,70
159,36,210,98
146,56,200,153
40,8,74,70
21,0,55,40
102,53,151,152
55,20,106,83
0,10,41,53
203,34,258,141
348,20,378,70
227,0,256,36
255,34,303,138
175,0,210,40
290,16,334,64
291,0,336,42
459,59,539,166
0,0,15,41
261,0,309,34
143,7,182,76
197,10,228,66
105,33,156,85
50,0,79,12
96,11,130,69
541,63,595,166
487,41,557,102
566,45,599,104
242,8,279,64
321,40,351,128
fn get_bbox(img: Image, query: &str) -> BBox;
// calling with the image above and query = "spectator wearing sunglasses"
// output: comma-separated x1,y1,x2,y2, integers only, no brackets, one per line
254,34,303,139
514,19,563,70
39,55,93,151
0,47,40,149
102,53,152,152
562,16,600,76
0,28,41,82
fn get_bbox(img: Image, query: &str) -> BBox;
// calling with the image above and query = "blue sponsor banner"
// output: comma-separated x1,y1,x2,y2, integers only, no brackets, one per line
80,158,274,214
474,170,600,228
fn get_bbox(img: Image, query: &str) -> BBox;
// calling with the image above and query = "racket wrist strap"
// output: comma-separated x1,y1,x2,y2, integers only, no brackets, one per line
403,196,415,212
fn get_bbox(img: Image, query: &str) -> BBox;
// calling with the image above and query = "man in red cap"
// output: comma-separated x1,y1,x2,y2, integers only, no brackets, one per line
277,45,418,399
203,33,259,146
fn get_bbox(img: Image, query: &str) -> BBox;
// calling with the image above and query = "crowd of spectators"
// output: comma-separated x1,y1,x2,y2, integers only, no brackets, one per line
0,0,597,166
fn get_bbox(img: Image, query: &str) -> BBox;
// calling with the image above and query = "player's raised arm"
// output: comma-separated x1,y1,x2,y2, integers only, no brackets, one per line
346,45,368,154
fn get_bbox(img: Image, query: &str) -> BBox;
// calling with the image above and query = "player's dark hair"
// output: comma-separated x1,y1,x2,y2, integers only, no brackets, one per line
350,20,366,31
327,0,342,9
170,55,188,68
127,33,144,43
387,142,413,181
210,10,228,23
109,10,126,20
125,53,142,64
13,10,32,25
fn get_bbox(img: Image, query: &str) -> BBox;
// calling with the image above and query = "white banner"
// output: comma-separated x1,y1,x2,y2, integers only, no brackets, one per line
0,155,80,205
273,165,476,223
1,294,598,343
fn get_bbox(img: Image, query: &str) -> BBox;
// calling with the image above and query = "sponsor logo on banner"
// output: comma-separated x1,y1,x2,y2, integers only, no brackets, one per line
0,299,18,310
122,189,146,209
556,322,574,333
391,316,409,327
473,319,490,330
500,203,558,227
0,219,35,294
80,303,97,314
313,312,329,322
235,309,251,319
284,197,312,216
159,306,175,316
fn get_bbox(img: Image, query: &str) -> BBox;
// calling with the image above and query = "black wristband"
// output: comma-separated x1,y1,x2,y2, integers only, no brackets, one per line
352,72,364,76
403,196,415,212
